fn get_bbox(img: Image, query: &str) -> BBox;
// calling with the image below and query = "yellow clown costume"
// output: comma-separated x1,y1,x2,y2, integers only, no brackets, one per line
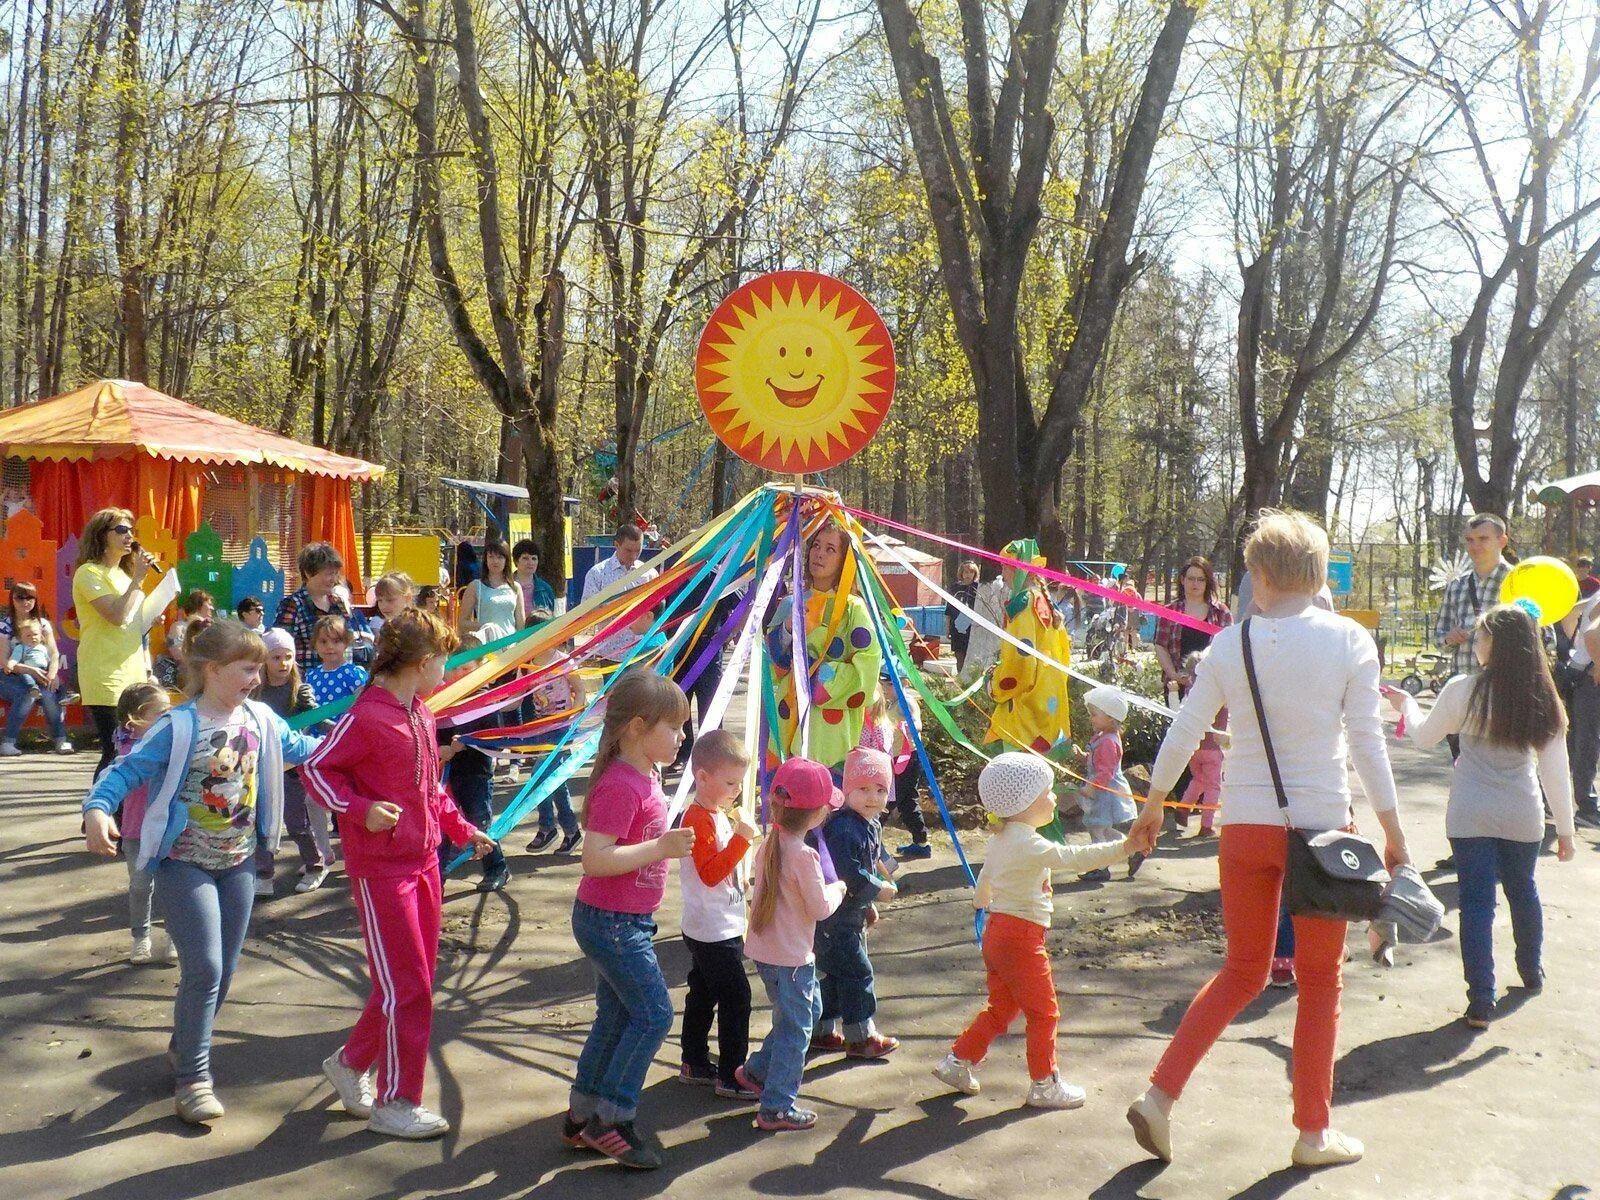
985,540,1073,754
766,577,884,775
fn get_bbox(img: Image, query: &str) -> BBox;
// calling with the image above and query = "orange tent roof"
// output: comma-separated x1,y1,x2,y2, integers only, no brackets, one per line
0,379,385,481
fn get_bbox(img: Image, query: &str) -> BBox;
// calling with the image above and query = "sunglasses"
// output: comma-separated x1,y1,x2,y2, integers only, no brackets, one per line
110,524,133,535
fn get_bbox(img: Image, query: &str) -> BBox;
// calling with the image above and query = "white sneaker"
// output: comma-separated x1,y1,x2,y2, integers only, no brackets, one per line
254,875,274,898
175,1081,225,1123
322,1051,374,1118
295,867,329,893
1026,1073,1086,1110
368,1100,450,1139
1292,1128,1364,1167
0,741,20,757
130,935,153,964
54,739,77,755
931,1052,980,1095
1126,1091,1173,1162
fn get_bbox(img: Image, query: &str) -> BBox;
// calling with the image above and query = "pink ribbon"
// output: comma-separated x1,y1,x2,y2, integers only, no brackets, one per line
842,505,1223,635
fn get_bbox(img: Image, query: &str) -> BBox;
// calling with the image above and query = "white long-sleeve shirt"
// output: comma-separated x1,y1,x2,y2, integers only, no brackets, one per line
580,553,658,662
1397,676,1574,842
1150,605,1399,831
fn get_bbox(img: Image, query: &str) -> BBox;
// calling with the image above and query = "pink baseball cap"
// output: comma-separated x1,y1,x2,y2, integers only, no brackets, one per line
770,756,844,811
843,747,892,794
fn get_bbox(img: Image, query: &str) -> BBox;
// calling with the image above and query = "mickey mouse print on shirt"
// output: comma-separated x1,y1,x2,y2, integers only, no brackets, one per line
171,715,261,870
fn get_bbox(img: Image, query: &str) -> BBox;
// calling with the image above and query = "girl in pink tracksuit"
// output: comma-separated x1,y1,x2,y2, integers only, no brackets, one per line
301,609,496,1140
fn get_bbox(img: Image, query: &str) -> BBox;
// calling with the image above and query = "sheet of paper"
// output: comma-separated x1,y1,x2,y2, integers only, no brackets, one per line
139,570,181,635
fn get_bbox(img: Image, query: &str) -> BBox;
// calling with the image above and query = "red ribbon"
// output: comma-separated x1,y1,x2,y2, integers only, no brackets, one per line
842,505,1223,636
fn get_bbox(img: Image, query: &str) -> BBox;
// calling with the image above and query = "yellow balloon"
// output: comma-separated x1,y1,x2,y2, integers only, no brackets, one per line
1498,556,1580,626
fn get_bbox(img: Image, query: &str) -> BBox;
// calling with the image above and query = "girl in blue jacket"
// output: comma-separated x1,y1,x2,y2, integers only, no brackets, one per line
83,621,321,1125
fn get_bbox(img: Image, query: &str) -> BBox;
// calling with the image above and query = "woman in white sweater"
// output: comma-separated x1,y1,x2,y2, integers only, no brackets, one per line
1388,603,1575,1030
1124,510,1411,1170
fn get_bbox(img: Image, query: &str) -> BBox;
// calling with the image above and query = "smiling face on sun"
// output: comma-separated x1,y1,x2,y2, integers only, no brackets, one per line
696,271,895,474
762,322,836,409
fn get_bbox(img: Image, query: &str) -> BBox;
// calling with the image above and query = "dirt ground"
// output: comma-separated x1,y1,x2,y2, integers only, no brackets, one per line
1,741,1596,1200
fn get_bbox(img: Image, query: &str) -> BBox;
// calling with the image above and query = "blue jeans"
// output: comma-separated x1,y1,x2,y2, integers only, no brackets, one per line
745,961,821,1114
155,857,254,1084
1275,899,1295,959
570,901,673,1124
1451,836,1543,1005
536,780,579,836
0,674,64,741
815,921,875,1040
441,771,506,876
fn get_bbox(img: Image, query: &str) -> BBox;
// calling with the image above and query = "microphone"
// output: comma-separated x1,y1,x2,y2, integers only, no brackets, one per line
129,540,161,573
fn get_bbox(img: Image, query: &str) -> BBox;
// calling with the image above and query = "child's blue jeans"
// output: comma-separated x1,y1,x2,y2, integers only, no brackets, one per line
570,901,673,1125
536,780,579,836
745,960,822,1113
156,858,254,1084
1451,835,1542,1005
815,921,875,1040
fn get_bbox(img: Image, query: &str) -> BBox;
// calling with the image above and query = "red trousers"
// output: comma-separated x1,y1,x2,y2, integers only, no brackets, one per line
345,869,442,1106
1151,823,1346,1132
952,912,1060,1081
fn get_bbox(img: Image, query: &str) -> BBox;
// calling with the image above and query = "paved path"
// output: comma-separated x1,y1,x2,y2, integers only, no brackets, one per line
0,742,1595,1200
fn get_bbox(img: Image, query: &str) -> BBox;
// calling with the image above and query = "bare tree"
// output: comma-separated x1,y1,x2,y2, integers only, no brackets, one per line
1413,0,1600,517
378,0,582,588
874,0,1196,553
1214,0,1413,568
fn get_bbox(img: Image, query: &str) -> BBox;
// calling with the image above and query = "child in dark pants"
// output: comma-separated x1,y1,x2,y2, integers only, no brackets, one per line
439,708,510,893
810,748,899,1059
676,729,758,1097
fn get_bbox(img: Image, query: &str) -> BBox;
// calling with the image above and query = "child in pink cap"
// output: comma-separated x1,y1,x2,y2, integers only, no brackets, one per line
737,757,848,1132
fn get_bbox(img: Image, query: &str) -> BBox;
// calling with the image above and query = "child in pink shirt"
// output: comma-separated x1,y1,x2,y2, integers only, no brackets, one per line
562,670,695,1171
1178,651,1225,837
736,757,847,1133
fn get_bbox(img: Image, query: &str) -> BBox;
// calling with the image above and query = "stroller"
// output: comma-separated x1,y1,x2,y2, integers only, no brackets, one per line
1084,603,1128,670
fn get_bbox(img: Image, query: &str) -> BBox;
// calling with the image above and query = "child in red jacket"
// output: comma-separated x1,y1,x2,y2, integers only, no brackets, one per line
301,609,496,1139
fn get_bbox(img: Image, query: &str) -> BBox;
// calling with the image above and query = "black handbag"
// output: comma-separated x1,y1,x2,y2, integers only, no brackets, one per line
1240,618,1389,922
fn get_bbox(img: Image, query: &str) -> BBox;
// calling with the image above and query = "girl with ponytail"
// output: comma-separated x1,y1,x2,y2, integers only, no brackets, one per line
738,757,847,1133
564,668,696,1170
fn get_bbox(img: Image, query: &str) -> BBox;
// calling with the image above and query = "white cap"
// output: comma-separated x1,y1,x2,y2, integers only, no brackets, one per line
978,752,1054,819
1084,684,1128,723
261,628,295,655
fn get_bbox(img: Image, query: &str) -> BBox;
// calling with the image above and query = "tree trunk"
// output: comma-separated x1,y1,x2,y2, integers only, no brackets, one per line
111,0,148,382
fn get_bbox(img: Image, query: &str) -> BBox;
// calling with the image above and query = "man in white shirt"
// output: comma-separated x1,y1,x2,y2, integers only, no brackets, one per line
580,524,658,662
1565,592,1600,827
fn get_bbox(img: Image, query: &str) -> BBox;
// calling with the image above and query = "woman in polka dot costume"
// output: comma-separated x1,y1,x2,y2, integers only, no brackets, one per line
766,524,884,777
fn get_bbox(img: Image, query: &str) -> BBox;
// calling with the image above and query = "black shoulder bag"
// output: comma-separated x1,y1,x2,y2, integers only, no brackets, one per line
1240,617,1389,922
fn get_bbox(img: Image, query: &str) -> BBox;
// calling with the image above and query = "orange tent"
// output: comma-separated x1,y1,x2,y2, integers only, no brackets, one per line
0,379,383,590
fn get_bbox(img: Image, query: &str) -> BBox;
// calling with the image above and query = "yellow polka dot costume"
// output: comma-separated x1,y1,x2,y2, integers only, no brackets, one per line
767,588,883,774
985,540,1072,754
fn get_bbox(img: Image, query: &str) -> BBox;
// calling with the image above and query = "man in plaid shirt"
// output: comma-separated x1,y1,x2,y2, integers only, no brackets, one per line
1433,513,1512,679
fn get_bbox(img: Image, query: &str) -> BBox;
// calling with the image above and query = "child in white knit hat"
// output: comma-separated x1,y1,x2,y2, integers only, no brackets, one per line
1078,685,1140,883
932,752,1138,1108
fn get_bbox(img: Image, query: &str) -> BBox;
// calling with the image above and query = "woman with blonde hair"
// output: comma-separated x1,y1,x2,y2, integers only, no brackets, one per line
1126,510,1410,1170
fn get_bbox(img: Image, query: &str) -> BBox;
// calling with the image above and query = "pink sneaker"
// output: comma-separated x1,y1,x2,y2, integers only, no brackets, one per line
1269,957,1296,988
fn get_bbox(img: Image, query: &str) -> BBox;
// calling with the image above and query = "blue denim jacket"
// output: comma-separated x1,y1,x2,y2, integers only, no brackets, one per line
812,808,890,930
